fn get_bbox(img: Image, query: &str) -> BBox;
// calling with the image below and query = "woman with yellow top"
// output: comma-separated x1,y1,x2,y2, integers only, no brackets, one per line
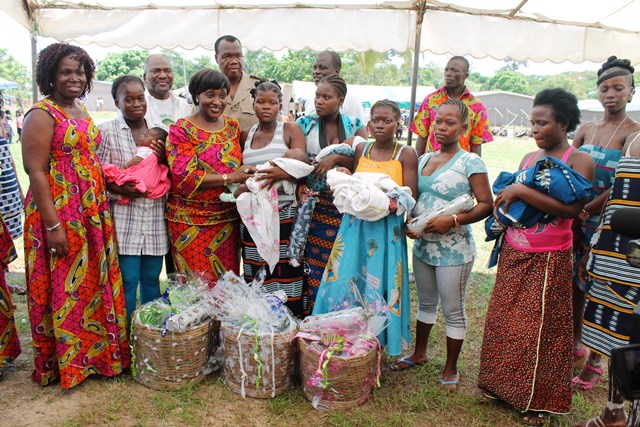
312,100,418,356
165,69,256,285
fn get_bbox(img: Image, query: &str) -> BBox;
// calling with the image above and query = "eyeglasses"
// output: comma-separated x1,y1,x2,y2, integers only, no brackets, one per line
219,53,244,61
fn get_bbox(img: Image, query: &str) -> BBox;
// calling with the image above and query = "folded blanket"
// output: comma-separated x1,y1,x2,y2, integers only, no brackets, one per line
407,194,475,235
327,170,415,221
492,156,592,228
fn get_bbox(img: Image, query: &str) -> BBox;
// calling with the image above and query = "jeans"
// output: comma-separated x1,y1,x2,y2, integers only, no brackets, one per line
118,254,163,326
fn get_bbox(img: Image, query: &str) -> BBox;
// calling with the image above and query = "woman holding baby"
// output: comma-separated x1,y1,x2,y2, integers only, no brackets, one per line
238,81,309,317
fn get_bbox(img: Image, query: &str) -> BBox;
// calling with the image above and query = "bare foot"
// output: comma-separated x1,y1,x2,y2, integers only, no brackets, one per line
522,411,545,426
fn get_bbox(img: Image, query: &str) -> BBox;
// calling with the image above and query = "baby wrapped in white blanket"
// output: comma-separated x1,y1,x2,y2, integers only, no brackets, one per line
326,169,415,222
236,150,315,272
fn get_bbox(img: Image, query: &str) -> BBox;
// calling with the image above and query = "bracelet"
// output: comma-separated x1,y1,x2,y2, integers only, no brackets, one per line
46,222,61,232
451,214,459,229
222,173,228,186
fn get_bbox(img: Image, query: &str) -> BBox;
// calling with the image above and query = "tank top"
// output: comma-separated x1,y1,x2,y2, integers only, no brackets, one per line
505,146,575,253
355,142,405,186
242,121,294,202
242,122,289,167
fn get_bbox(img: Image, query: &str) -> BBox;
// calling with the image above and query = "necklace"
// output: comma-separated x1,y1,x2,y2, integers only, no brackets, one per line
587,114,628,151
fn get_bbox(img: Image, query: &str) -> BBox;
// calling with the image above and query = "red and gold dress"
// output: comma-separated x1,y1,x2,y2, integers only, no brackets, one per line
24,99,130,388
166,117,242,285
0,214,20,369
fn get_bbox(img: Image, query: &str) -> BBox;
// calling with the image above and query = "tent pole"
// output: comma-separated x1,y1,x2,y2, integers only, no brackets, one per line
31,33,37,104
407,0,427,147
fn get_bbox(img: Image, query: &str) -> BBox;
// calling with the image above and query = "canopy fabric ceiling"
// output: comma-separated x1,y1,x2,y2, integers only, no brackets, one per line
2,0,640,64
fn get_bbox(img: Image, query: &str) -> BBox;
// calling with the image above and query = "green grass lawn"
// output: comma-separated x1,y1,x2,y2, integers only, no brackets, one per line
4,137,608,427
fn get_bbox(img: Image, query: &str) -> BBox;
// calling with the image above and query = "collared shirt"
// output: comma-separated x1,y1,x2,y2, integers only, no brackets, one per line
223,72,260,132
144,90,193,131
96,116,169,256
409,86,493,153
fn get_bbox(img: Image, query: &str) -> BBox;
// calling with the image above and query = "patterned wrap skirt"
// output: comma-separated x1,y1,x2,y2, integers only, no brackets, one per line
478,240,573,414
0,215,20,368
303,192,343,315
241,202,305,317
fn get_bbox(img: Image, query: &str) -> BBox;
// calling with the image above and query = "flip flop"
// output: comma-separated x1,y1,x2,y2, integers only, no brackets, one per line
390,357,424,371
439,377,459,392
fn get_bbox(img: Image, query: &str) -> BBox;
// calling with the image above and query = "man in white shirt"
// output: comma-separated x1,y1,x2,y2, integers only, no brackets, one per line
143,54,192,130
143,54,191,275
304,51,365,122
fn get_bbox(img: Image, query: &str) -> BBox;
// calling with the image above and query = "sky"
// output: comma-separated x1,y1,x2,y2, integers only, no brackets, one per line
0,11,603,78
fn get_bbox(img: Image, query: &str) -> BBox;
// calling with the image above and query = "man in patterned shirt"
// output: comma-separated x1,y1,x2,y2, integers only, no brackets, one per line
410,56,493,157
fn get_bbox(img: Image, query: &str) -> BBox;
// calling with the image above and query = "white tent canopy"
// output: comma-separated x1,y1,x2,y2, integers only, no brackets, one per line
3,0,640,64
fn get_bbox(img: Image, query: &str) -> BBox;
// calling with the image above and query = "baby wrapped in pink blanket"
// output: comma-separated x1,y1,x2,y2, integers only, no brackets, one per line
102,127,171,204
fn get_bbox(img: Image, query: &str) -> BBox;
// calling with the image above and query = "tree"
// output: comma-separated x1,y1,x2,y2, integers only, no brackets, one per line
501,56,528,72
95,50,149,82
485,70,531,95
0,48,31,108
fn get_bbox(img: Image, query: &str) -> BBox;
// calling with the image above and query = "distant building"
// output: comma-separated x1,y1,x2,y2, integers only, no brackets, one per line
475,91,534,128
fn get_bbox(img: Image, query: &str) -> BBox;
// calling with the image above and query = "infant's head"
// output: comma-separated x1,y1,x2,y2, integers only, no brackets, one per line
283,148,309,164
140,127,168,147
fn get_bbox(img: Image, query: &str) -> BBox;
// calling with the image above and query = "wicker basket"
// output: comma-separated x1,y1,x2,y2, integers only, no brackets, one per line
220,322,297,398
298,337,379,410
132,318,215,390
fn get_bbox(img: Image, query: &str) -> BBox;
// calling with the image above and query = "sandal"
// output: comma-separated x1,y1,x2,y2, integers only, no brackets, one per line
573,344,587,369
572,362,604,392
389,356,426,371
522,411,546,426
440,374,460,393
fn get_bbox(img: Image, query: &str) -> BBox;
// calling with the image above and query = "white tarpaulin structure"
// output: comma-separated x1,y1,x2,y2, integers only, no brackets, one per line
2,1,640,64
3,1,640,143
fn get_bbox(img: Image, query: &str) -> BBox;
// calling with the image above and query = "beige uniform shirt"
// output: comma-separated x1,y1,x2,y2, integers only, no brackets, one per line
224,72,260,132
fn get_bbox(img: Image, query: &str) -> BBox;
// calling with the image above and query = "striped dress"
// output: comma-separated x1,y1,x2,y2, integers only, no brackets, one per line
574,144,622,291
240,122,305,317
582,155,640,357
0,136,22,239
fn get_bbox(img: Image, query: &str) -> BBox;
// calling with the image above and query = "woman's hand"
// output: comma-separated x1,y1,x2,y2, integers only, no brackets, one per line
493,183,525,214
233,183,249,198
107,181,146,198
150,138,167,164
404,217,421,240
576,251,591,287
296,183,310,201
314,155,337,176
422,215,455,234
256,163,291,189
47,226,69,258
229,165,258,184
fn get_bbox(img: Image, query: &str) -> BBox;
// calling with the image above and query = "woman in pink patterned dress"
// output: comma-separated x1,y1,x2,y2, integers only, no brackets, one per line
21,43,130,389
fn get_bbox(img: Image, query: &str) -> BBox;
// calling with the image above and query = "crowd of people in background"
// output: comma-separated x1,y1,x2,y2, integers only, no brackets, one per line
0,36,639,427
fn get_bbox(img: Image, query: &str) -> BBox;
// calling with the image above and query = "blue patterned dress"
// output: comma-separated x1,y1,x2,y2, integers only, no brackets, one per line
574,144,621,291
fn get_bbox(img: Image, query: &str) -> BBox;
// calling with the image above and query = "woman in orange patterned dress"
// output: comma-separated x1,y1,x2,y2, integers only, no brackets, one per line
166,69,256,285
21,43,130,388
0,214,20,380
